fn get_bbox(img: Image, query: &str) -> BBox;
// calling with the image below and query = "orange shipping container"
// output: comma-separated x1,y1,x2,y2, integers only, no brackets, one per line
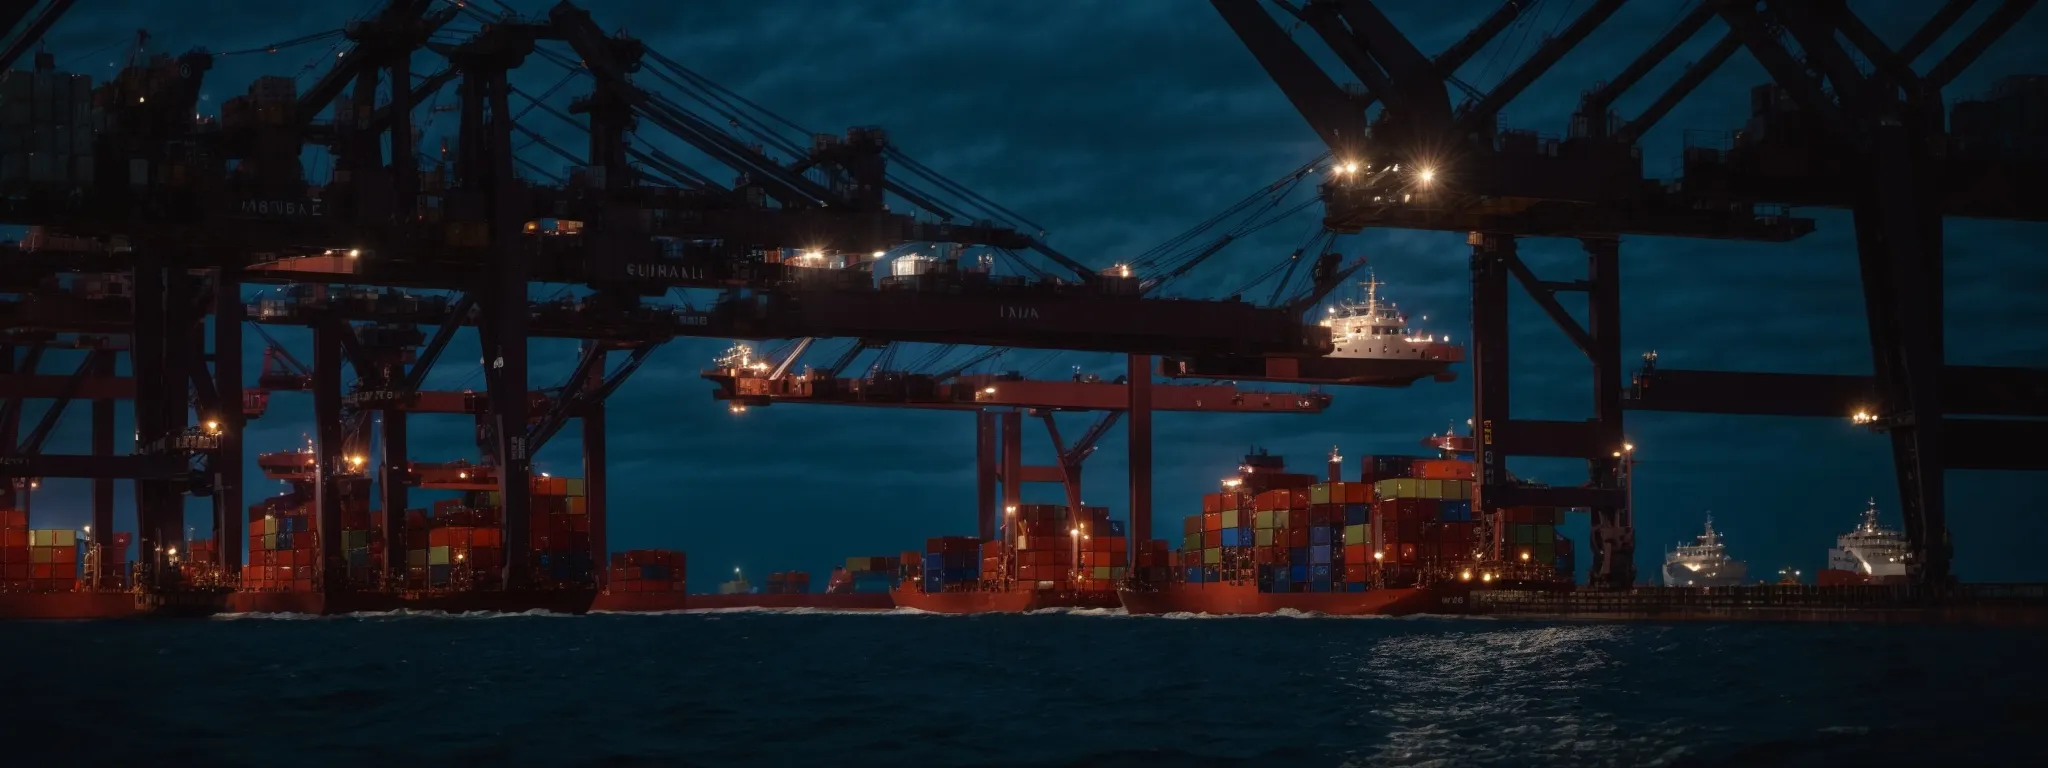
1413,459,1477,481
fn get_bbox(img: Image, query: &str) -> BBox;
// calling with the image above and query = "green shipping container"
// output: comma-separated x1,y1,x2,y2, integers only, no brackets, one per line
563,478,587,496
1255,528,1275,547
1513,525,1534,544
1093,566,1113,580
407,549,428,567
1222,509,1240,528
1202,547,1222,565
429,546,451,566
261,533,278,551
1255,510,1276,529
1273,509,1290,528
342,531,370,550
482,491,502,507
1374,478,1416,499
1444,480,1473,500
1309,483,1334,505
1183,533,1201,551
1344,524,1367,544
1536,526,1554,545
1534,542,1555,564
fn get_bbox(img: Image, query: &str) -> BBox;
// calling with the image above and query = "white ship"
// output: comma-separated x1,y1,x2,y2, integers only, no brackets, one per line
1663,514,1749,587
1820,499,1912,585
1319,273,1456,361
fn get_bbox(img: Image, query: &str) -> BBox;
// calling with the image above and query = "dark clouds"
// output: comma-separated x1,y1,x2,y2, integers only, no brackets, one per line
13,1,2048,584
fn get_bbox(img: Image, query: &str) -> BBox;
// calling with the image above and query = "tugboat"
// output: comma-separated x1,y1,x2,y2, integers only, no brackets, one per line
1817,499,1913,586
1662,515,1749,587
1161,272,1463,386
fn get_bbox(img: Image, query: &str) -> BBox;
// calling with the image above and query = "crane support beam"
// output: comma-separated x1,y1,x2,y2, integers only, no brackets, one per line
1458,0,1625,134
1946,421,2048,471
0,453,190,480
1820,1,1922,91
1898,0,1976,64
526,343,607,453
1584,1,1716,129
1211,0,1371,156
1925,0,2035,90
1718,3,1847,133
0,0,77,73
1502,252,1595,360
1626,366,2048,418
1625,31,1737,143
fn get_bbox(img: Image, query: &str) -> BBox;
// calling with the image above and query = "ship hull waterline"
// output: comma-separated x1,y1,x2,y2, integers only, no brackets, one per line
891,586,1121,614
594,593,897,612
226,589,598,615
0,590,231,620
1118,582,1469,616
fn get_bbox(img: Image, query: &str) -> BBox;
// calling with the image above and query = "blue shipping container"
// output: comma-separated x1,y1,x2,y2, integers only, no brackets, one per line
1186,566,1205,583
1441,500,1472,522
1290,564,1309,582
924,553,945,571
1310,526,1333,546
1203,566,1221,583
1344,505,1369,525
1307,580,1330,593
1289,547,1310,564
1309,545,1331,565
428,564,451,585
923,575,943,592
1310,564,1333,581
1345,581,1368,593
1220,528,1243,547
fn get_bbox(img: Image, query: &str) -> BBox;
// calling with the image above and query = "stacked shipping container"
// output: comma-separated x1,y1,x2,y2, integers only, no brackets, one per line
83,532,132,589
831,557,897,594
1,513,78,592
0,66,96,193
528,477,594,587
1073,508,1128,592
609,550,686,593
921,536,982,592
764,571,811,594
245,494,319,591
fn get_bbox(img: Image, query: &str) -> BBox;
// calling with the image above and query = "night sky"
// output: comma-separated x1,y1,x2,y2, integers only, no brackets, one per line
10,0,2046,585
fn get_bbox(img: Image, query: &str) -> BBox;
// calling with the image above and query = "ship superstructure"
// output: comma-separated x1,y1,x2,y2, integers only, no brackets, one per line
1662,514,1749,587
1820,499,1912,585
1319,273,1453,361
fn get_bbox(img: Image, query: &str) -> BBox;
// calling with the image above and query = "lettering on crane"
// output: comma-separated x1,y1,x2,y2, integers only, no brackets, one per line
999,306,1041,321
235,198,323,219
676,314,710,327
624,262,708,281
509,435,528,462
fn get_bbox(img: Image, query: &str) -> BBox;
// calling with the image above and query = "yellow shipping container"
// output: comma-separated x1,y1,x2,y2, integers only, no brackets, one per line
1255,528,1276,547
1255,510,1276,529
1344,523,1368,544
1202,547,1222,565
1221,509,1240,528
1309,483,1334,505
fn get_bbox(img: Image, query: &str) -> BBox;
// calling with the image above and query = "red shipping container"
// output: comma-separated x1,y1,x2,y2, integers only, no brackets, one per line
1344,563,1371,582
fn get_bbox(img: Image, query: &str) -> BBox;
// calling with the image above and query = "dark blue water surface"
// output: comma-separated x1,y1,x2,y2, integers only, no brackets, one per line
4,608,2040,766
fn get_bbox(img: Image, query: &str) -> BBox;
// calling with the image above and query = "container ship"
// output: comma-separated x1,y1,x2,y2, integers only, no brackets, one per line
0,505,243,619
892,505,1152,613
1660,515,1749,587
1160,273,1463,386
226,453,598,615
1817,499,1913,587
676,560,896,610
1118,448,1570,616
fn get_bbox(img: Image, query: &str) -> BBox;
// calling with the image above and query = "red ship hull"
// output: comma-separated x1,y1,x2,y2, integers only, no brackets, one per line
226,589,597,615
658,593,897,611
1118,581,1469,616
0,590,231,620
891,586,1121,614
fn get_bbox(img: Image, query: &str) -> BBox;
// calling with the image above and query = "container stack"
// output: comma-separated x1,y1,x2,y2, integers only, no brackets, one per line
245,494,318,591
764,571,811,594
1495,506,1565,574
0,65,97,194
1006,504,1093,586
340,503,386,586
529,476,593,587
837,556,896,593
608,550,686,593
1074,509,1127,592
1373,476,1477,582
2,514,76,592
403,500,505,590
82,532,132,589
921,536,983,592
